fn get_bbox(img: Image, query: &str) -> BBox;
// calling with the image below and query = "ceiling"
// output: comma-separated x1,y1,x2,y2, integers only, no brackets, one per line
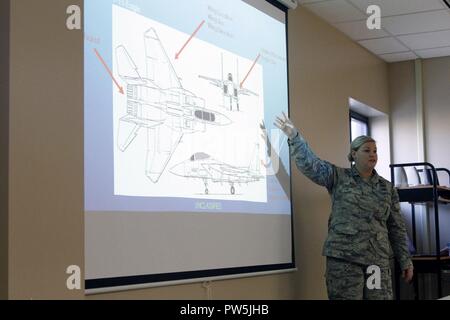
298,0,450,62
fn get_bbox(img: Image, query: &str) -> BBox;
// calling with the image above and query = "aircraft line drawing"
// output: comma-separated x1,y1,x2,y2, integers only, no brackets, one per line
115,28,232,183
169,144,263,195
198,53,258,112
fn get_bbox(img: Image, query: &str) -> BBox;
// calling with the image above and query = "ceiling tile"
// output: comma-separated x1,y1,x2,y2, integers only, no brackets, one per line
415,46,450,59
398,29,450,50
378,51,418,63
299,0,450,61
349,0,446,17
383,10,450,35
303,0,367,23
358,37,409,54
334,20,389,40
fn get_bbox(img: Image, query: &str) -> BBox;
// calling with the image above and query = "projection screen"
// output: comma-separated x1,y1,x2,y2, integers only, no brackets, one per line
85,0,294,293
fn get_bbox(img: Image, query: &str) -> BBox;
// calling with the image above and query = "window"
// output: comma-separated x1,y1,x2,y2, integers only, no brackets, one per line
349,111,369,142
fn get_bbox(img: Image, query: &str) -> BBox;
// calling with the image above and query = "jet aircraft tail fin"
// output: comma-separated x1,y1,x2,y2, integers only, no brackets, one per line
116,45,145,84
117,116,141,151
144,28,182,89
145,125,184,183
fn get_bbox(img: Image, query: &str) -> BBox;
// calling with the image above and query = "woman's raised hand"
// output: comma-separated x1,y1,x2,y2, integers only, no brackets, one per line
274,112,298,139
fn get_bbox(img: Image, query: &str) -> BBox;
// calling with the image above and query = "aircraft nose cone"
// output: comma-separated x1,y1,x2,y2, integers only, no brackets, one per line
215,111,232,126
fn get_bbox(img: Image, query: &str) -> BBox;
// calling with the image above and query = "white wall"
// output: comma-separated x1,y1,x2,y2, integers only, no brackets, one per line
423,57,450,251
370,115,391,181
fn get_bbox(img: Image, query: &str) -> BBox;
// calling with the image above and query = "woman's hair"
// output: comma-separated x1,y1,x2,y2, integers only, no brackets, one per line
347,135,376,162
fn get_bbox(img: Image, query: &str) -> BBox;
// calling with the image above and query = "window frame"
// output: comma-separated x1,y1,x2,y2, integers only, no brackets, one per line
349,110,370,143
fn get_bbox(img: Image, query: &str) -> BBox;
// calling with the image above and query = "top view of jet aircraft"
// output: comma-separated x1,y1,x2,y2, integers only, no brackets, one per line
169,144,263,195
115,28,231,183
198,53,258,112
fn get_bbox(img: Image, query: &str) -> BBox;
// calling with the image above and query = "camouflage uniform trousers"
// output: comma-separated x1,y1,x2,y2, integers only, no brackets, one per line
325,257,393,300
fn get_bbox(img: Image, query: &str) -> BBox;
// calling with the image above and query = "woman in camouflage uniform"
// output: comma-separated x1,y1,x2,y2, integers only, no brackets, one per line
274,113,413,300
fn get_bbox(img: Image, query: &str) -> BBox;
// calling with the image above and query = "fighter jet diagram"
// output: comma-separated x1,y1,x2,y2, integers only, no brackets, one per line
116,28,231,183
198,53,258,112
169,145,263,195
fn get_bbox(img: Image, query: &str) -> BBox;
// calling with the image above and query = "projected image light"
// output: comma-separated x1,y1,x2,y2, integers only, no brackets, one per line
85,0,293,292
112,6,266,201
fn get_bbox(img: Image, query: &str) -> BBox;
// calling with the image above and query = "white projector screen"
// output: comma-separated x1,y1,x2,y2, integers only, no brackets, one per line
85,0,294,293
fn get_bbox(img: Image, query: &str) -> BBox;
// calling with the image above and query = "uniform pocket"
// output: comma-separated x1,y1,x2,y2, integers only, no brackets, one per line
369,233,392,259
333,224,359,235
337,182,363,205
327,224,370,259
373,204,389,221
327,224,358,248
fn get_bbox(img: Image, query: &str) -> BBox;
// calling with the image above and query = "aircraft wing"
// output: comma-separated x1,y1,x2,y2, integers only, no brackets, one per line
208,163,249,176
198,75,223,88
116,45,146,85
238,87,258,96
145,124,183,183
117,117,141,152
117,113,166,152
144,28,182,89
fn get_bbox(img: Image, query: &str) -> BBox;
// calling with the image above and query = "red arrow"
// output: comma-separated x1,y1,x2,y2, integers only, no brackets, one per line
175,20,205,60
240,53,261,89
94,48,124,95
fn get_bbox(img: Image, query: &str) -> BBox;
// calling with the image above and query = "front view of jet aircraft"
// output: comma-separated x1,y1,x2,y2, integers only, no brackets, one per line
116,28,231,183
170,147,263,195
198,53,258,112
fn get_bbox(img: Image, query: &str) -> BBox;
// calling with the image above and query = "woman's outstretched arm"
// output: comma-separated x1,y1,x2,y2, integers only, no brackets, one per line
274,113,335,189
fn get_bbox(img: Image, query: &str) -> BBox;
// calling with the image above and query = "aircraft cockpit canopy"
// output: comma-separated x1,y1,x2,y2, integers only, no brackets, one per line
190,152,210,161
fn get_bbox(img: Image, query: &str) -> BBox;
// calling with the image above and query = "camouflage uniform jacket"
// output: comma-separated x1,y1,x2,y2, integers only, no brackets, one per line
288,133,412,270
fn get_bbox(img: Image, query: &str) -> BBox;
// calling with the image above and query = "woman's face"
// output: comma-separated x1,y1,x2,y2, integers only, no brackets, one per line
353,142,378,171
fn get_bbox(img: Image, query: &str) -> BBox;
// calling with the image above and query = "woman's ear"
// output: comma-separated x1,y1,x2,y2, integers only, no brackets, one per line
351,150,356,161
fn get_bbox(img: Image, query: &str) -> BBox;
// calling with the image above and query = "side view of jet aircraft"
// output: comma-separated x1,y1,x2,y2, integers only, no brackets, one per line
116,28,231,183
169,144,263,195
198,53,258,112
